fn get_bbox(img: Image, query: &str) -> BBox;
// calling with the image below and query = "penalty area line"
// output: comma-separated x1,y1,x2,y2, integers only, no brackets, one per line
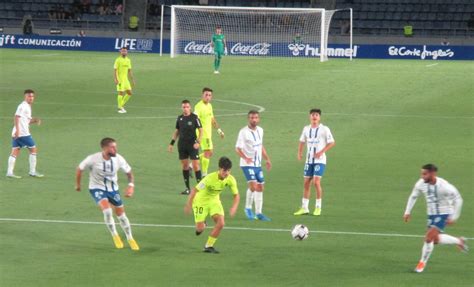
1,218,471,239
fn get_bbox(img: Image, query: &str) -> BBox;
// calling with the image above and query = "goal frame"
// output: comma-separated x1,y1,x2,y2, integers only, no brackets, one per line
170,5,331,62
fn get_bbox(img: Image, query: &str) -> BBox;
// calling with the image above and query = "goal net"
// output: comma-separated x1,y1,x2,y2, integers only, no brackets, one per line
170,5,343,62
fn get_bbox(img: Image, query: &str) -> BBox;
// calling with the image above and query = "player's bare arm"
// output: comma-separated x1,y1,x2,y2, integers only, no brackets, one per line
13,115,20,138
75,167,82,191
315,142,336,159
194,127,203,150
184,188,198,214
212,117,224,138
128,69,135,86
229,193,240,217
30,117,41,125
125,171,134,197
403,189,419,223
297,141,305,161
262,146,272,171
168,129,179,152
114,69,119,84
236,147,253,164
403,214,411,222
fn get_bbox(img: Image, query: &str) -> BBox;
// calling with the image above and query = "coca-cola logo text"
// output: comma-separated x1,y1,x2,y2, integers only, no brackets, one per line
184,41,213,54
183,41,271,56
230,42,271,55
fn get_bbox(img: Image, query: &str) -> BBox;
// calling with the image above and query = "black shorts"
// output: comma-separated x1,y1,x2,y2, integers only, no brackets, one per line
178,143,200,160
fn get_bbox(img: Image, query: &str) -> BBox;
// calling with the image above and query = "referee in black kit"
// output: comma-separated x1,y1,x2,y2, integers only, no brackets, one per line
168,100,203,195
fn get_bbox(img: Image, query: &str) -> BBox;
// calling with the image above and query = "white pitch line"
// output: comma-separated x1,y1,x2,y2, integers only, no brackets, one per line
31,53,60,57
1,218,472,239
426,63,439,67
0,113,250,120
265,111,473,120
0,88,471,120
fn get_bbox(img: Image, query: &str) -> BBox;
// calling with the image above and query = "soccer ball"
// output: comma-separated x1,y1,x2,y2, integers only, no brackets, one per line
291,224,309,240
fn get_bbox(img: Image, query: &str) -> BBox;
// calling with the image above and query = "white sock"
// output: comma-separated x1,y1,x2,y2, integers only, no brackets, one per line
29,153,37,174
245,189,254,209
7,155,16,175
302,198,309,211
438,234,461,245
103,208,118,236
118,213,133,240
420,241,434,263
254,192,263,214
316,199,322,209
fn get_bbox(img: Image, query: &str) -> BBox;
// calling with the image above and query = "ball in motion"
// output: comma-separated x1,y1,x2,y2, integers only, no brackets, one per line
291,224,309,240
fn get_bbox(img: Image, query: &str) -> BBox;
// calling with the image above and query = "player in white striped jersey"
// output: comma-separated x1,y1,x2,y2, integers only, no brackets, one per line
294,109,335,216
404,164,468,273
75,137,139,251
235,110,272,221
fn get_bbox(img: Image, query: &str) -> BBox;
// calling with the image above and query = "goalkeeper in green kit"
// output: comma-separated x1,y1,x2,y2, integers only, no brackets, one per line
211,26,227,74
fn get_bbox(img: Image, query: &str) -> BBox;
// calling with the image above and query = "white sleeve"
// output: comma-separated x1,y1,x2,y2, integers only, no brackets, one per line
78,155,92,171
404,183,421,215
117,155,132,173
235,130,245,149
15,105,24,117
299,127,306,143
325,127,335,143
448,184,463,221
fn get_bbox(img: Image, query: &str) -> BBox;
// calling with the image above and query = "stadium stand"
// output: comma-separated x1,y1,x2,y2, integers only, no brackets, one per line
0,0,473,37
0,0,123,31
333,0,474,37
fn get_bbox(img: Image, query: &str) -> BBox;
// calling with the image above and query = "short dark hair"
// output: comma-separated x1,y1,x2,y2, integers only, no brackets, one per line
202,87,213,93
182,99,190,104
218,156,232,170
100,137,116,148
24,89,35,95
120,47,128,50
310,108,321,115
422,164,438,172
248,110,259,116
216,26,222,29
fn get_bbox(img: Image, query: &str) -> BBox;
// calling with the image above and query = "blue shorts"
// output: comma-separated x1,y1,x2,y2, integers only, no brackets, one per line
89,189,123,207
304,163,326,177
12,135,36,149
241,166,265,184
427,214,449,232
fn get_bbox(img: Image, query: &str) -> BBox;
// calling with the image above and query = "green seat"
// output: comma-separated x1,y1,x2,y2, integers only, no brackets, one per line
129,16,139,30
404,25,413,37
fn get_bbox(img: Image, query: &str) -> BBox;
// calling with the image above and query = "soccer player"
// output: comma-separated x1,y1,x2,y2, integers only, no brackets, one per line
403,164,468,273
168,100,203,195
194,87,224,177
75,137,139,251
184,157,239,253
236,110,272,221
294,108,335,216
114,47,135,113
211,26,227,74
6,89,43,178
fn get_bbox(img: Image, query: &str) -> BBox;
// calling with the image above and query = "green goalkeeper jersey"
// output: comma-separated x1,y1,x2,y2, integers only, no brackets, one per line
212,33,225,52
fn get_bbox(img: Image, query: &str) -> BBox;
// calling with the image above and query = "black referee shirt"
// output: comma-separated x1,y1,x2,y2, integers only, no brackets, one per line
176,113,202,144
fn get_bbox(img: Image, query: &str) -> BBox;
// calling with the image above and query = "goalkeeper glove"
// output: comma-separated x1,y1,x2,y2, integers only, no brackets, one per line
224,47,228,56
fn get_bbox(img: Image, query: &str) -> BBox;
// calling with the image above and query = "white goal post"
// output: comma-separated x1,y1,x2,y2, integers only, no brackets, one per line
170,5,353,61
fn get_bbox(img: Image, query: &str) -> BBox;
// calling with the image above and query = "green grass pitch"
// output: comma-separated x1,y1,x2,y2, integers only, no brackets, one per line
0,49,473,286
